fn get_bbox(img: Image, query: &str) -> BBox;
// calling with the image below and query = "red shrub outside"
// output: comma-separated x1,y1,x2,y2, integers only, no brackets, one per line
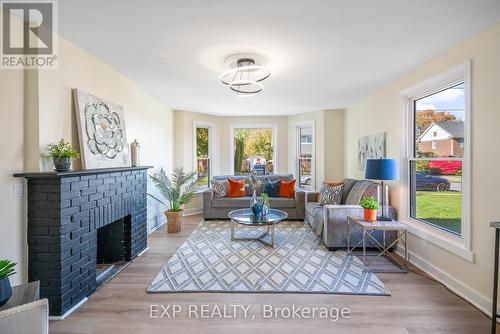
428,161,462,175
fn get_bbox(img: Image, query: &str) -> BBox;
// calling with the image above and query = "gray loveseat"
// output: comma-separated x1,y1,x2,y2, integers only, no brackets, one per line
203,174,305,220
305,178,396,250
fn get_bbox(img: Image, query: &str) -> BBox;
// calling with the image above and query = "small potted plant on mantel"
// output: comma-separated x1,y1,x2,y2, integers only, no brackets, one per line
148,168,196,233
359,196,379,222
47,139,79,172
0,260,16,306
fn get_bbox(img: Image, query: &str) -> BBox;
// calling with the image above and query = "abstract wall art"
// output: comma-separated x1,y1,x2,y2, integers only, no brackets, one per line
73,89,130,169
358,132,386,170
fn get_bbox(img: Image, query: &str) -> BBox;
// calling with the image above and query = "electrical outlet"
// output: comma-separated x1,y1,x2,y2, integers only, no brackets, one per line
13,183,23,198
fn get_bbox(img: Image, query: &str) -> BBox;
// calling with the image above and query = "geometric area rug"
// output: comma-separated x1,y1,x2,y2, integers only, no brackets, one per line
148,220,389,296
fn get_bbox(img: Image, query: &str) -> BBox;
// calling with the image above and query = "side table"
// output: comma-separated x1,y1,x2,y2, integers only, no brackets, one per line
347,216,408,273
0,281,39,312
490,222,500,334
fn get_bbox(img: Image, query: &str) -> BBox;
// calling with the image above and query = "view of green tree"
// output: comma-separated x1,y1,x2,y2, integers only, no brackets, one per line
196,128,209,158
232,128,273,174
243,129,273,160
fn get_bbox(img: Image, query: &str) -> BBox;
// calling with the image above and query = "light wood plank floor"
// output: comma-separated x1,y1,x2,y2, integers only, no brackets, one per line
51,214,494,334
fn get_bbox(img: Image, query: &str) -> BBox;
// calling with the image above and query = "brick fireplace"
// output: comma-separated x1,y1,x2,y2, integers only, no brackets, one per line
15,166,151,317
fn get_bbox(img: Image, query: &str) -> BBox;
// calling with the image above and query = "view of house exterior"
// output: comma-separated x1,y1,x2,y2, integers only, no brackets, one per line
417,121,464,157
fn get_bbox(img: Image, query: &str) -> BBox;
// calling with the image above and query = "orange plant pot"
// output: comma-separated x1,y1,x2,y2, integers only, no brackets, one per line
363,209,377,222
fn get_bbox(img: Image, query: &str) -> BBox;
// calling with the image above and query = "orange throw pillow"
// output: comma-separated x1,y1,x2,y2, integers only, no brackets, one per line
279,179,296,198
227,178,246,198
324,181,343,187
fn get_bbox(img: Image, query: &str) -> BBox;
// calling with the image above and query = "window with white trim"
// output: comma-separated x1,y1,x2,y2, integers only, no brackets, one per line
409,81,467,236
297,126,314,190
195,126,211,188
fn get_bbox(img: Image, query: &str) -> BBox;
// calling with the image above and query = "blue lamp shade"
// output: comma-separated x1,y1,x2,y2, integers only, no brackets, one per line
365,159,399,181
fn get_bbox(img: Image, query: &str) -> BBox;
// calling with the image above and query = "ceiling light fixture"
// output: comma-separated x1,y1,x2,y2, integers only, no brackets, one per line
219,54,271,97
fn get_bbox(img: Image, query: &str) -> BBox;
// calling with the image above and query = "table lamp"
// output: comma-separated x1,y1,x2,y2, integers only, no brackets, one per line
365,158,399,221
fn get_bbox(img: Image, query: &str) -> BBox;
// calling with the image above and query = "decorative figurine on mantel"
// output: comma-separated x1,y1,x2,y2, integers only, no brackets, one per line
47,139,80,172
131,139,141,167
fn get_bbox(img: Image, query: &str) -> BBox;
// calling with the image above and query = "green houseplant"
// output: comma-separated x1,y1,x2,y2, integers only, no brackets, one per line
149,167,196,233
0,260,16,306
260,193,270,217
359,196,380,222
47,139,79,172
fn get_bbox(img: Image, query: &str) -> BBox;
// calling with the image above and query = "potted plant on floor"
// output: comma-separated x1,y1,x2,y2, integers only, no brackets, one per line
0,260,16,306
47,139,79,172
149,167,196,233
360,196,379,222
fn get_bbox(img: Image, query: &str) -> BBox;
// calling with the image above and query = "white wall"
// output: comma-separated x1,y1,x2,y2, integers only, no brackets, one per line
1,34,174,285
0,69,27,285
344,22,500,314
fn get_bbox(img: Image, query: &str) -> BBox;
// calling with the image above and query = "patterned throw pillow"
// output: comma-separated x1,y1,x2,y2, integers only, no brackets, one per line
319,183,343,205
264,179,281,197
211,179,228,198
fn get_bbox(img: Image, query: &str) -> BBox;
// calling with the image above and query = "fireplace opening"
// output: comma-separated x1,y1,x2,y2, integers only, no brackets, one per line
96,215,130,286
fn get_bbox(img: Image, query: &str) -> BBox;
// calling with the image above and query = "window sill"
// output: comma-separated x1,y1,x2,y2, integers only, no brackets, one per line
193,188,208,195
401,217,475,263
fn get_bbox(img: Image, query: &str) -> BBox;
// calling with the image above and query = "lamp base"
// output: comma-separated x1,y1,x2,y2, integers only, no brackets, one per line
377,216,392,222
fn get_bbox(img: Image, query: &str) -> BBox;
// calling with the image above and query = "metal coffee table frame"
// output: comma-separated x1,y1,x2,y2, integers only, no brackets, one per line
347,216,409,273
228,208,288,248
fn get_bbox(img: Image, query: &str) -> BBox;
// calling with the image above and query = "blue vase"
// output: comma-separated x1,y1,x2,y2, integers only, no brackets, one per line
0,277,12,307
251,204,263,218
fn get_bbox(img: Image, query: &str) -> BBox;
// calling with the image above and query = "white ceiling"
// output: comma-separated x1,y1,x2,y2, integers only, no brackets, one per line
59,0,500,116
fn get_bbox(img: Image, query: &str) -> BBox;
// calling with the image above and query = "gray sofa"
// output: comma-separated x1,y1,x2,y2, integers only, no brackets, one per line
203,174,305,220
305,178,396,250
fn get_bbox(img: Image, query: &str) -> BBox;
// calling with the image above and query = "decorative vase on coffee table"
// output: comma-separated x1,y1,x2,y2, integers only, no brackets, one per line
250,190,262,218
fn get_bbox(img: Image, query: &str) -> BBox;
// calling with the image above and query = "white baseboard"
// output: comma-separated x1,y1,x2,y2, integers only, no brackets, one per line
183,207,202,216
49,297,87,321
396,245,493,318
137,247,149,257
149,220,165,233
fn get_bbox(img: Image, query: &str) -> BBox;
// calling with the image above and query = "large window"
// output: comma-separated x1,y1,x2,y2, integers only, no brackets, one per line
232,128,274,176
195,126,210,187
297,126,313,190
408,81,467,236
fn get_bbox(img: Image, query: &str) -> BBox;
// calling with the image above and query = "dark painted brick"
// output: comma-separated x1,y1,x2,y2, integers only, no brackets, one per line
81,186,98,196
26,169,148,316
89,192,103,201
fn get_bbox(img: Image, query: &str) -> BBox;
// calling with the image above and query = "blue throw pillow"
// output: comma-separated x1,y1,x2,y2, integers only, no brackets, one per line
264,179,281,197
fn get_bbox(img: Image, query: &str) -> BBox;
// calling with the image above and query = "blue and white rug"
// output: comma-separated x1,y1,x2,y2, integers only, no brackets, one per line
148,220,389,296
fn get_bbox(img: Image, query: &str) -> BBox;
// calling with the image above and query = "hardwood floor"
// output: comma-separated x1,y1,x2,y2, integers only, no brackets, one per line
51,214,493,334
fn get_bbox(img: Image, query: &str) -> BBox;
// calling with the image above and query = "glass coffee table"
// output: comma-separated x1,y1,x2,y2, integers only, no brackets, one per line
228,208,288,248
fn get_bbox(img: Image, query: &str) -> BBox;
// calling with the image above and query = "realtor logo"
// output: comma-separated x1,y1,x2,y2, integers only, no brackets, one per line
1,0,58,68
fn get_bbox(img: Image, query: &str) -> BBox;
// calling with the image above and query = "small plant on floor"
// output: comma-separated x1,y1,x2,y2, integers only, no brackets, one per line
149,167,196,233
359,196,379,222
0,260,16,280
0,260,16,306
47,139,79,172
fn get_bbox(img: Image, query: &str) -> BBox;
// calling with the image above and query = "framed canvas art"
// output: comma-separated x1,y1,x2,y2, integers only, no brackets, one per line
358,132,386,170
73,89,130,169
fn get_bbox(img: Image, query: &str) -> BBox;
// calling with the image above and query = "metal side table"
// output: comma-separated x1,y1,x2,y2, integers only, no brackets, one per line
347,216,408,273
